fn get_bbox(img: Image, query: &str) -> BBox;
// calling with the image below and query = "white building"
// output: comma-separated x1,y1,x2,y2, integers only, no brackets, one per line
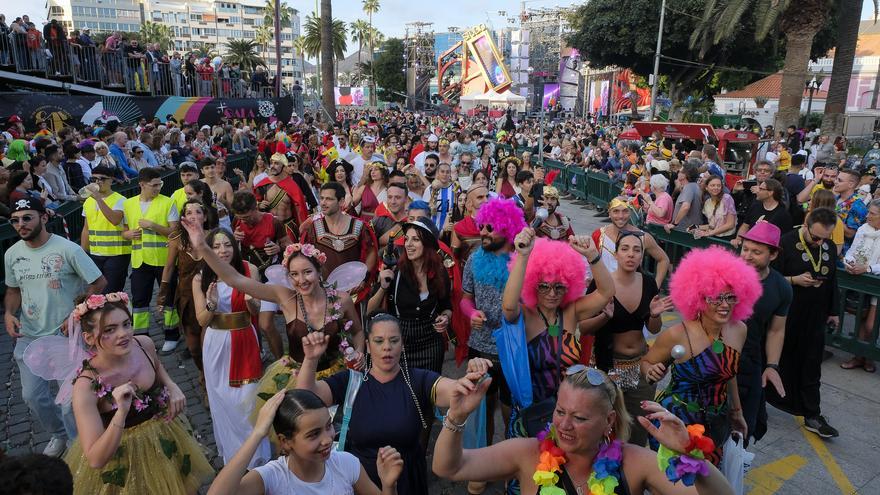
45,0,303,86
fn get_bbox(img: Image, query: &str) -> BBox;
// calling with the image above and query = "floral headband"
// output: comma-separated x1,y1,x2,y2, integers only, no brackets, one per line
71,292,130,322
282,243,328,268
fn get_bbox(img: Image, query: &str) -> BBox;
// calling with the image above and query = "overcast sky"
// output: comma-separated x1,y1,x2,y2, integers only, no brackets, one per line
1,0,878,58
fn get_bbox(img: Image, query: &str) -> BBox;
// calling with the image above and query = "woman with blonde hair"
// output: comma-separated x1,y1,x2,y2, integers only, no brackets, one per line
432,365,735,495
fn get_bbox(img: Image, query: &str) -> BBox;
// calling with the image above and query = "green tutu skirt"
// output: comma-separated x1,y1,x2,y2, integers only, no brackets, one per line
65,416,214,495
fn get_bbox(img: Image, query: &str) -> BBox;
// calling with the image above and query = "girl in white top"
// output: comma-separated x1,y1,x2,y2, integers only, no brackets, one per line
207,389,404,495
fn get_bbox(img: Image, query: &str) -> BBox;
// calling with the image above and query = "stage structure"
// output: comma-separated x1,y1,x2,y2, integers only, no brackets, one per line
437,24,512,108
404,21,436,110
520,5,575,111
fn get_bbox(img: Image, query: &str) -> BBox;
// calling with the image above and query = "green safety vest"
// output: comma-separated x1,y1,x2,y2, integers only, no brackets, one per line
123,194,173,268
84,192,131,256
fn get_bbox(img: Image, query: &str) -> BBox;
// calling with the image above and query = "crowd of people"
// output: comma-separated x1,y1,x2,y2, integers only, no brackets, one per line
0,105,876,495
1,13,283,98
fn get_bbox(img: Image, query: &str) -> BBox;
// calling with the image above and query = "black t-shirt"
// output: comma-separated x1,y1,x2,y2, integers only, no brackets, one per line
123,44,145,68
739,269,792,376
743,201,793,233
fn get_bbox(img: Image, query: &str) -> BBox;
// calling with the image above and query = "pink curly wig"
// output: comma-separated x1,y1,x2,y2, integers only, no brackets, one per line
475,197,527,244
669,246,763,322
512,238,587,309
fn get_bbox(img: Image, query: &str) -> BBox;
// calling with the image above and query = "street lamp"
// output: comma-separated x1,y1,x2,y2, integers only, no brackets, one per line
803,70,824,127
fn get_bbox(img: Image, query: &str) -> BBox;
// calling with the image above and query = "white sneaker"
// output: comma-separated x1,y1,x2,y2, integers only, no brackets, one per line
42,436,67,457
160,340,179,354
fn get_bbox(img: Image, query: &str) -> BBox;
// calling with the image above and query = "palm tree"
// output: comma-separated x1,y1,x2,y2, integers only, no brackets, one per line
303,14,348,65
263,0,293,29
255,24,272,55
293,35,308,83
691,0,832,130
350,19,371,65
140,21,174,52
223,39,267,74
822,1,877,137
320,0,336,116
362,0,380,105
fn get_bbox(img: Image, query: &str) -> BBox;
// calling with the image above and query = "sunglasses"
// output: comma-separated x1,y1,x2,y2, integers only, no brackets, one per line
90,176,111,183
478,223,493,233
537,283,568,295
10,214,38,225
565,364,606,385
705,293,738,306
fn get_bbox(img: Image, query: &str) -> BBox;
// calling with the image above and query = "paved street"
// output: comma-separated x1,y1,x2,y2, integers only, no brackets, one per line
1,197,878,494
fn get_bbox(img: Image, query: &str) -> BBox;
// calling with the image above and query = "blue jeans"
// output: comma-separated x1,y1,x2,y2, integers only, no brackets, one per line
13,335,77,441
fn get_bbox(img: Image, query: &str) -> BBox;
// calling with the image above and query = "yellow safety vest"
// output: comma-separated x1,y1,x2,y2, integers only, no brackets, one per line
170,187,187,214
84,192,131,256
123,194,173,268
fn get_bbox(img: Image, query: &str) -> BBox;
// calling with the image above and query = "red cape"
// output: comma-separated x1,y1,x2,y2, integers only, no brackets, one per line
254,175,309,230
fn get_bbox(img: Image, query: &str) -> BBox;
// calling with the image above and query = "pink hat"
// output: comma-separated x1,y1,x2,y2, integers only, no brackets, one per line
740,221,781,249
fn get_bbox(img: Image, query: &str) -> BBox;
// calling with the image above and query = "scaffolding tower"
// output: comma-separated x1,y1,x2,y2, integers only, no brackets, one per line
404,21,436,110
520,6,575,110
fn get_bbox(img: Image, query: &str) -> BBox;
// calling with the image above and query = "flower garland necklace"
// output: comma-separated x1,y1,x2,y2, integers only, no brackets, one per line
298,284,356,364
534,424,623,495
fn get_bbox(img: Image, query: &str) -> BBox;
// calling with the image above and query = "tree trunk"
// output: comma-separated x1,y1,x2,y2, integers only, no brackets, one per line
273,0,282,96
774,30,818,131
369,13,377,107
320,0,336,117
822,0,860,138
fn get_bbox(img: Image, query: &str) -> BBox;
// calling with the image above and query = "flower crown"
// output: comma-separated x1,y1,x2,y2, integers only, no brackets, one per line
72,292,130,322
282,243,328,268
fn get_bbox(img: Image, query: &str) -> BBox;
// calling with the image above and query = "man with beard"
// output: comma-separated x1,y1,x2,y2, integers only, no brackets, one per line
732,178,793,247
5,198,105,457
233,190,290,359
796,164,839,206
299,182,378,304
768,208,840,439
591,197,669,286
458,197,526,493
253,152,309,241
371,182,410,245
737,221,791,445
414,134,441,173
534,185,575,240
451,184,489,263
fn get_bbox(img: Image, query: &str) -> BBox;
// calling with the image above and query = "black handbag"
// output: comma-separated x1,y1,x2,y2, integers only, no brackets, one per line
519,318,562,438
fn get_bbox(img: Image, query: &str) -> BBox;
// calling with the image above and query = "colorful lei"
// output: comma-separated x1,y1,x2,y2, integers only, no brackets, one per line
71,292,129,321
533,424,624,495
656,424,714,486
282,242,328,268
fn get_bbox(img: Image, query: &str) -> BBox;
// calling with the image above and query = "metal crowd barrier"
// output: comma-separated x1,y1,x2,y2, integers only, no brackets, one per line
640,223,880,361
0,36,279,98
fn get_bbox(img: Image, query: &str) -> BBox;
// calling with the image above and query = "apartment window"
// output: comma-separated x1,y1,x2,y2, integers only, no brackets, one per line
243,6,261,14
49,6,64,15
180,27,191,36
190,13,203,22
204,28,216,36
253,18,264,26
99,22,117,30
98,8,116,18
117,9,139,19
243,30,255,39
280,33,292,41
243,18,254,25
228,16,240,24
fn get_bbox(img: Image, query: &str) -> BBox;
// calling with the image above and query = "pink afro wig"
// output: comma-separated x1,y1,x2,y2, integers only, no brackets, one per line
475,197,527,244
511,238,587,309
669,246,763,322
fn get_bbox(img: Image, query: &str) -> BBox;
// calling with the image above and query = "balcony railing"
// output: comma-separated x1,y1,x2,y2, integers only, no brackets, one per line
0,33,282,98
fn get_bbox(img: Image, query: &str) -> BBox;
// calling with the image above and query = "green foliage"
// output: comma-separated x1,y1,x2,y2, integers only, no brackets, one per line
303,14,348,61
139,21,173,52
567,0,838,107
223,39,268,73
374,38,405,102
263,0,295,29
